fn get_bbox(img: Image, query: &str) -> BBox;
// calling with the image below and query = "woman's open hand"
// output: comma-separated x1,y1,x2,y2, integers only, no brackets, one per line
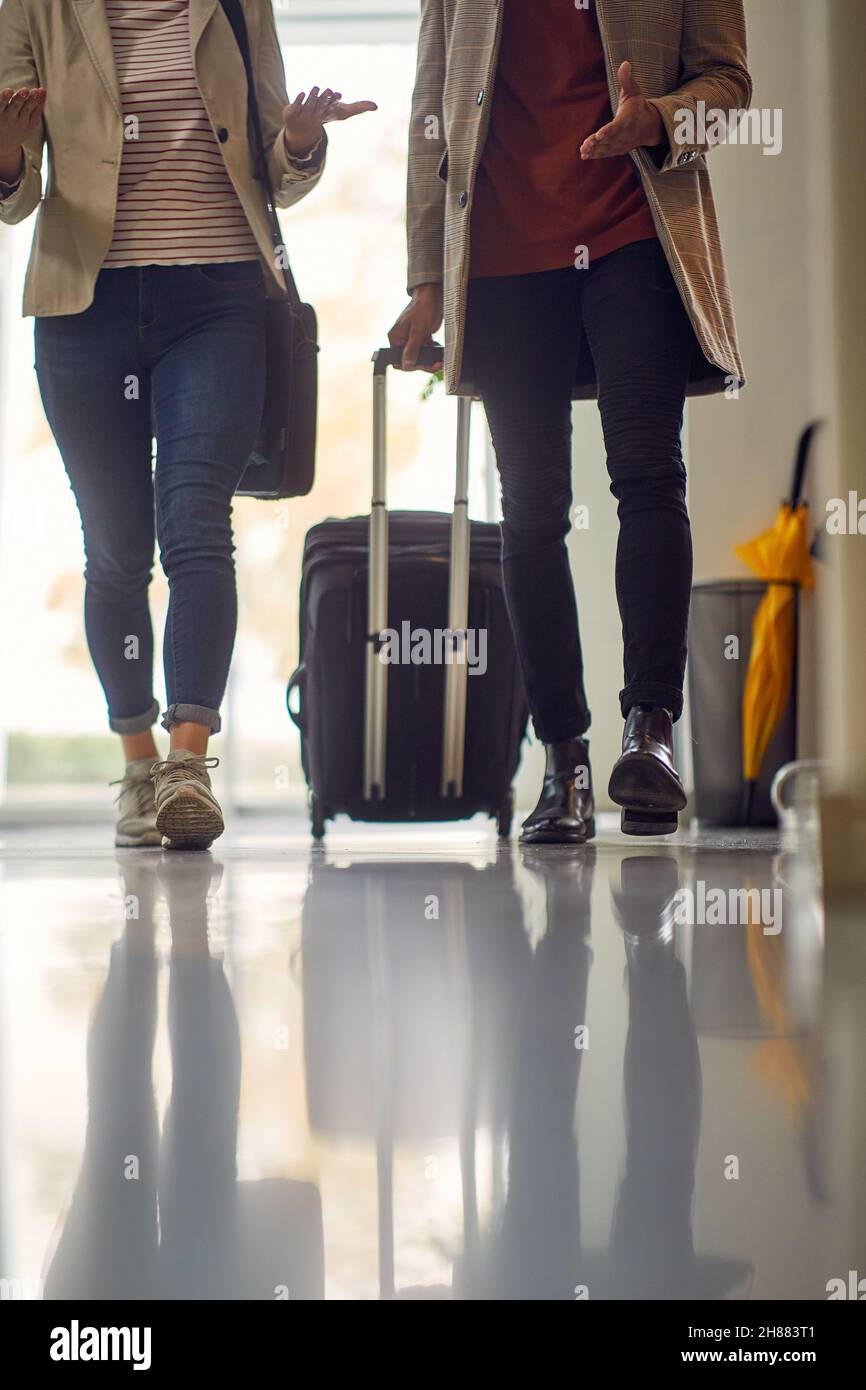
283,87,377,160
0,88,46,181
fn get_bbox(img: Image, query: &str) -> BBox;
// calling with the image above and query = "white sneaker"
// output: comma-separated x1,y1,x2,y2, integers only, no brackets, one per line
112,758,162,848
151,750,225,850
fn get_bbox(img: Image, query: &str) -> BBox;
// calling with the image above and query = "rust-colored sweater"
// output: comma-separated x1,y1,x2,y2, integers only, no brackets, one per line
470,0,658,278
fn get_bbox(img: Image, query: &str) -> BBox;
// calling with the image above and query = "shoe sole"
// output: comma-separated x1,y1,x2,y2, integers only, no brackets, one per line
608,752,687,810
156,790,224,851
520,817,596,846
608,752,686,838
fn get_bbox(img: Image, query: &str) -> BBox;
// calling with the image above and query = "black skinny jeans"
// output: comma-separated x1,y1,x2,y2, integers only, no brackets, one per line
465,239,697,743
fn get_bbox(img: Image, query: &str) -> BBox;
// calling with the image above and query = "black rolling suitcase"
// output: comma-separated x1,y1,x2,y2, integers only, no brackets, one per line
287,347,529,838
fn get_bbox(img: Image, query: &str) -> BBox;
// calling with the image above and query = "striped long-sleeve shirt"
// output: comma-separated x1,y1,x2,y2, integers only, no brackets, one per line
103,0,260,267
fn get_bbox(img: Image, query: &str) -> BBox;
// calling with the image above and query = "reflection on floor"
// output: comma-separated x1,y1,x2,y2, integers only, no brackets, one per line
0,815,860,1301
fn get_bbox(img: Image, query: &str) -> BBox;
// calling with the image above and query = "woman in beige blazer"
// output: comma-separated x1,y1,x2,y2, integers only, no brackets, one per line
0,0,374,849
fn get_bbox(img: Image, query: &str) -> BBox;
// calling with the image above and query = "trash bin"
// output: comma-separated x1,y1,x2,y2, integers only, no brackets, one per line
688,579,798,827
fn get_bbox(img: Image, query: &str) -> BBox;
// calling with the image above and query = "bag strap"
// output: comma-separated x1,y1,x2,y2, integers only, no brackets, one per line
218,0,303,309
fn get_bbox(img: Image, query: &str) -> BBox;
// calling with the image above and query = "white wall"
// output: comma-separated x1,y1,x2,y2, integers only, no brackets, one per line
689,0,822,579
687,0,832,768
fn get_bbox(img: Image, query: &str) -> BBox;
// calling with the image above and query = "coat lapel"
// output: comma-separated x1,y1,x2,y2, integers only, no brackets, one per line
594,0,677,103
594,0,627,111
189,0,220,57
70,0,121,116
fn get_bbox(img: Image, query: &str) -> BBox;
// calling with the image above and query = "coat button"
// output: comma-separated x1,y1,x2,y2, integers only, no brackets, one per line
476,88,485,105
458,190,469,208
217,127,229,143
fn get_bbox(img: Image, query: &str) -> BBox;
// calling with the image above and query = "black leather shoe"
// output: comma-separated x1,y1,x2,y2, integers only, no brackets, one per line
608,706,686,836
520,736,595,845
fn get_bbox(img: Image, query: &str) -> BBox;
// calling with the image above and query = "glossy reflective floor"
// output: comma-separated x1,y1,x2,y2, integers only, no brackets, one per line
0,815,862,1301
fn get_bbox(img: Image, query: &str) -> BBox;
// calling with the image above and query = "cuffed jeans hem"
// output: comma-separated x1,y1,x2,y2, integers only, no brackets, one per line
109,698,161,736
532,708,592,745
620,684,684,723
160,703,222,734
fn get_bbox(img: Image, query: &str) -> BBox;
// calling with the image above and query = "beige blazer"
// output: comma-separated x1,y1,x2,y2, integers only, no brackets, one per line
0,0,325,316
406,0,753,397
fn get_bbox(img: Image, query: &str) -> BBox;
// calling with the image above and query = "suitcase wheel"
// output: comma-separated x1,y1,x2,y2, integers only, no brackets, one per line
310,792,326,840
495,789,514,840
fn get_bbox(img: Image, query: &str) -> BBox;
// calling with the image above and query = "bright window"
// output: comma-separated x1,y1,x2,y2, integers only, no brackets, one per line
0,25,495,814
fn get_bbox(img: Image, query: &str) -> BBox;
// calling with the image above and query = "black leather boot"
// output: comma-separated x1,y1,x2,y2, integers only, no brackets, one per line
608,706,687,836
520,736,595,845
610,854,681,951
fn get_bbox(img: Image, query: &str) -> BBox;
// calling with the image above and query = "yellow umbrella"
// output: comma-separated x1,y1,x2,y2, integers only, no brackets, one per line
734,425,818,821
746,911,814,1117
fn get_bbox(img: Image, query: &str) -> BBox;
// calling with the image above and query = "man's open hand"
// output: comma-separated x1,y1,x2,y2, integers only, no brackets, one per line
580,62,663,160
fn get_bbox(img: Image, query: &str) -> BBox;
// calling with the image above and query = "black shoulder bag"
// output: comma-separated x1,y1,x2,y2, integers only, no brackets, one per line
220,0,318,499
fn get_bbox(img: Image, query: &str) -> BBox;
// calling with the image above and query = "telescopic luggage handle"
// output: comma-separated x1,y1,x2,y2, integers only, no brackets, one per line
364,347,472,803
372,345,444,374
